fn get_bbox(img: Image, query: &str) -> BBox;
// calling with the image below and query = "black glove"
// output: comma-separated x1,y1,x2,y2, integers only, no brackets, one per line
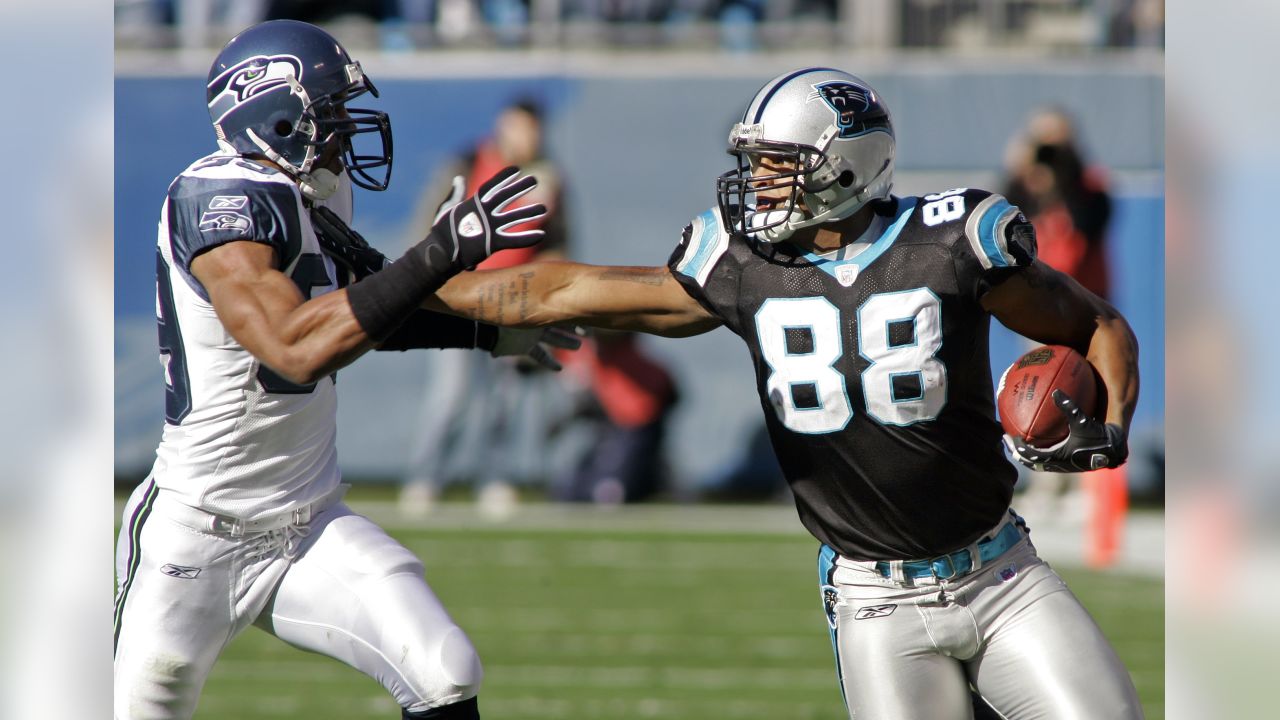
309,205,388,285
1003,390,1128,473
488,326,584,371
421,166,546,274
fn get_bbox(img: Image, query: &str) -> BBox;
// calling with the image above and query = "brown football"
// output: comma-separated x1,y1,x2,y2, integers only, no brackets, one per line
997,345,1100,447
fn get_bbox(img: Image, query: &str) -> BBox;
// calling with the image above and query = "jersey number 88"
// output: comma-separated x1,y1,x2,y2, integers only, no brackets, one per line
754,289,947,434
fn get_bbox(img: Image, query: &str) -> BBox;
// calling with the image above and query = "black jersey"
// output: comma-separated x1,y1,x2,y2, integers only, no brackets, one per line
668,188,1037,560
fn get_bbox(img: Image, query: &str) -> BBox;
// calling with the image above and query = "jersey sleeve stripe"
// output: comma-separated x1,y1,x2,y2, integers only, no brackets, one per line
964,195,1017,270
674,209,730,287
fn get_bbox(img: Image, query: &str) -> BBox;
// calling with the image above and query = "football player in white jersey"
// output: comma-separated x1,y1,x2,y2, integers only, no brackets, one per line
426,68,1144,719
113,20,574,720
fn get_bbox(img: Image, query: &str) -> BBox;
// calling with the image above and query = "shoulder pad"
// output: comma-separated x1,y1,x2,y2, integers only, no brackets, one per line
961,192,1033,270
166,173,303,275
672,207,732,287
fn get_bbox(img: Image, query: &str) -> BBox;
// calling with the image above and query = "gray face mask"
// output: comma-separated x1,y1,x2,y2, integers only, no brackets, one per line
299,168,341,202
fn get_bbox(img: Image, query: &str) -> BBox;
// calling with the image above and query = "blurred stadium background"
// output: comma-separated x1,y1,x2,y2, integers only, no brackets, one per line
111,1,1164,718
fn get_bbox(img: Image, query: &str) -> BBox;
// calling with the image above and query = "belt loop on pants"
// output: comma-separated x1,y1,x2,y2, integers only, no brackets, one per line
203,484,349,537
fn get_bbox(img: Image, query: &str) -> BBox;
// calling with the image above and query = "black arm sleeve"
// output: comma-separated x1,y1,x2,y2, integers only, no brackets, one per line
376,310,499,352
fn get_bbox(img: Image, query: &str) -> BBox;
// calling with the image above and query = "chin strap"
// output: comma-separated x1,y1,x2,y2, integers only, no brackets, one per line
754,159,891,242
298,168,341,202
243,128,339,202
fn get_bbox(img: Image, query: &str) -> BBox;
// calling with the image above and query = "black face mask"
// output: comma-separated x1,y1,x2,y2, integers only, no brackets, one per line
302,78,393,192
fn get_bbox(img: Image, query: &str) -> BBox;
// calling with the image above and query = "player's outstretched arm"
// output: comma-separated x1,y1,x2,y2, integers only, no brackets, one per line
194,166,549,384
982,261,1139,435
193,241,375,385
428,262,722,338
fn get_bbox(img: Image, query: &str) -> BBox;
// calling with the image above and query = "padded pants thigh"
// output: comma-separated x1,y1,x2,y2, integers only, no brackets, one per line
261,504,483,713
970,573,1143,720
832,588,974,720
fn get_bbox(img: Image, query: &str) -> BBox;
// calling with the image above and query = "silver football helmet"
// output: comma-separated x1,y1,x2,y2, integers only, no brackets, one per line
716,68,895,243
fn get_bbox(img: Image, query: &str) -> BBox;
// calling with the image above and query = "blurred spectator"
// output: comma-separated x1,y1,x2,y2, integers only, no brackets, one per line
1003,107,1113,299
554,331,679,504
1105,0,1164,48
400,99,569,517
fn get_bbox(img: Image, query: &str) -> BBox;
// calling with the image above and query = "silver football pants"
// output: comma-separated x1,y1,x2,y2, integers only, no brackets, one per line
820,515,1143,719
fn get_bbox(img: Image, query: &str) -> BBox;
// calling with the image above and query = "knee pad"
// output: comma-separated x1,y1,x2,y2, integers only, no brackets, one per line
436,626,483,697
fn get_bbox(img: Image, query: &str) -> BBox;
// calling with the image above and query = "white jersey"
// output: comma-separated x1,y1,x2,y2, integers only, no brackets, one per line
149,152,350,520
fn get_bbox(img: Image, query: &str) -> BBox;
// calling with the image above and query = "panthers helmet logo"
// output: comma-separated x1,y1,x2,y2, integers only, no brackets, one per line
810,82,874,139
821,585,840,629
208,54,304,124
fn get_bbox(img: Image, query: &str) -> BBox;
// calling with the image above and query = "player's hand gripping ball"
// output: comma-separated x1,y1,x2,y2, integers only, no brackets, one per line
998,345,1127,473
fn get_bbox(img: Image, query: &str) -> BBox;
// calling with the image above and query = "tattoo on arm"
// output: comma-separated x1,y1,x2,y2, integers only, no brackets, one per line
598,269,669,286
519,271,532,322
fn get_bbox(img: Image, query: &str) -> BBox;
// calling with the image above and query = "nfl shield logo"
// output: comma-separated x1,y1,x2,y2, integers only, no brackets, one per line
836,265,859,287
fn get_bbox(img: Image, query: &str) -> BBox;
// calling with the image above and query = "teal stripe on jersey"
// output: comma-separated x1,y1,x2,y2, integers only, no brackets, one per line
803,197,918,279
676,209,721,280
114,480,159,654
976,199,1015,268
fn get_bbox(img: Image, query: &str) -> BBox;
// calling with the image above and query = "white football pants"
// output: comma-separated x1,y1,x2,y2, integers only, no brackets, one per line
820,514,1144,719
113,480,482,720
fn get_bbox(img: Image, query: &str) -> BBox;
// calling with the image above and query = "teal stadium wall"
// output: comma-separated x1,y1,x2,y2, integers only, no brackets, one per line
115,61,1163,488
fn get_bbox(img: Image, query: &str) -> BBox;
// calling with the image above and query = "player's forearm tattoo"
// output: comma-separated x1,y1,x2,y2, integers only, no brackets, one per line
466,271,539,325
518,271,533,322
598,269,669,286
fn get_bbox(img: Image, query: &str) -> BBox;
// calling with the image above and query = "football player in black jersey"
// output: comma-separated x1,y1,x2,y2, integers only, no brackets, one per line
429,68,1142,719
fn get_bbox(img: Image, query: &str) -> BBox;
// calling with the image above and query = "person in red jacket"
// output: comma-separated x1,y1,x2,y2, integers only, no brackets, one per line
401,98,570,517
555,331,678,504
1002,107,1113,300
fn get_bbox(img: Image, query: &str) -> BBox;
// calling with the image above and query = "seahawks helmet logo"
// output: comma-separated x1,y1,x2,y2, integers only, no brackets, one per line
810,82,880,139
208,54,304,124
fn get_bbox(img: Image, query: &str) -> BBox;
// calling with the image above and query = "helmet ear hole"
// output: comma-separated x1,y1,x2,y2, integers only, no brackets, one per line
838,170,855,188
274,120,293,137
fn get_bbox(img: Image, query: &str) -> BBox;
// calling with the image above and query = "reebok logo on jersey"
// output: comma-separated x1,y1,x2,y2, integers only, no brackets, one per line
457,212,484,238
836,265,859,287
208,195,248,210
854,604,897,620
199,210,252,235
160,564,202,580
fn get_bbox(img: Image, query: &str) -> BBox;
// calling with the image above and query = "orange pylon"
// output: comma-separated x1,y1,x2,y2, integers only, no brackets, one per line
1084,465,1128,568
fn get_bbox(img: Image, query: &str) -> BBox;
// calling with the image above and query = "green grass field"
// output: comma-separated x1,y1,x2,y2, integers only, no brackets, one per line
183,508,1163,719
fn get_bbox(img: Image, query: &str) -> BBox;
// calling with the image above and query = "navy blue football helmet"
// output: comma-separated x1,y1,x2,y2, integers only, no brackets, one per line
207,20,393,194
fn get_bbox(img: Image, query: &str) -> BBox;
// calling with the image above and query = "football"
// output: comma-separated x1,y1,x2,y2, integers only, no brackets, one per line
997,345,1100,447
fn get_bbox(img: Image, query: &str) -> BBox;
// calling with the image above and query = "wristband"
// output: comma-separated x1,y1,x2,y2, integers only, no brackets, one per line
346,237,449,342
377,311,491,352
